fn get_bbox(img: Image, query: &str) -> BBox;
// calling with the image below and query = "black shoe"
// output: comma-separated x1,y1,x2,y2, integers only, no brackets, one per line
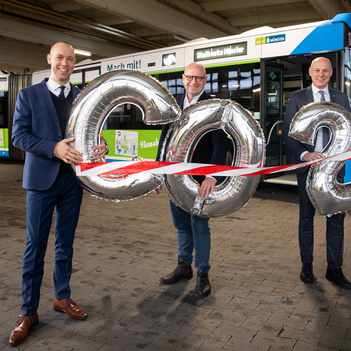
300,263,314,283
196,271,211,297
160,261,193,285
326,268,351,289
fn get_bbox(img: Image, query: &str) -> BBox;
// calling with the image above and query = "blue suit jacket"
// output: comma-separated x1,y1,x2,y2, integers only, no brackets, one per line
12,78,81,191
282,86,351,173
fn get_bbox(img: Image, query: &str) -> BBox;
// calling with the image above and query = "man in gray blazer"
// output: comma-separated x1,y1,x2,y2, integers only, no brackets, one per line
283,57,351,288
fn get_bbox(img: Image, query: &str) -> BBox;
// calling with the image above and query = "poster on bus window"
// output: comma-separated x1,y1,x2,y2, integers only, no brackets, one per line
101,129,161,161
115,130,138,157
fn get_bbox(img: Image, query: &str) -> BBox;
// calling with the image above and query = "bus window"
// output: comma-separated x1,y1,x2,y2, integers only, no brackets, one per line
155,64,260,115
206,63,261,113
104,103,161,131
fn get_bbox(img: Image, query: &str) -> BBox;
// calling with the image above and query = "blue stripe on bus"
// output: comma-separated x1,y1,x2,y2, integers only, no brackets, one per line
290,22,344,55
331,13,351,30
0,150,9,157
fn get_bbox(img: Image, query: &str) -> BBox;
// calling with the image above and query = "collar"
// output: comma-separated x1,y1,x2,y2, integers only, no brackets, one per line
311,84,329,101
184,89,205,108
47,78,71,95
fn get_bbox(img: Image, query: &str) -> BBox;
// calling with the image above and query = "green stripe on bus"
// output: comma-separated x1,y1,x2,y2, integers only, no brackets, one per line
147,59,260,75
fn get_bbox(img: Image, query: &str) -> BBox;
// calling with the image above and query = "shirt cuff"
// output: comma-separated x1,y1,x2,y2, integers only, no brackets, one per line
206,175,216,182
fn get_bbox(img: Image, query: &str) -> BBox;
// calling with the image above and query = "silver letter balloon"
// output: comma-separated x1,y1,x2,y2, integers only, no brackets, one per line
289,101,351,216
67,69,181,201
159,99,265,218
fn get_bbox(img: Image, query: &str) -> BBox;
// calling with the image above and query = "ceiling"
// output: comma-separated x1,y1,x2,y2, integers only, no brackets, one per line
1,0,350,73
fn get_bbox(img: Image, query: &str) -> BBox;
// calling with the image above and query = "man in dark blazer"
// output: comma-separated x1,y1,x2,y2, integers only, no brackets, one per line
155,62,228,297
283,57,351,289
9,42,107,346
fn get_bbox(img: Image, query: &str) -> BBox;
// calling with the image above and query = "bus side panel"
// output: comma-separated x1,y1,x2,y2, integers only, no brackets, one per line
260,27,315,58
32,70,50,85
184,35,262,67
290,22,345,55
138,48,185,73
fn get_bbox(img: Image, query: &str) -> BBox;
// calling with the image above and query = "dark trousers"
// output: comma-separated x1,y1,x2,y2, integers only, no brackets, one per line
21,173,83,316
296,171,344,269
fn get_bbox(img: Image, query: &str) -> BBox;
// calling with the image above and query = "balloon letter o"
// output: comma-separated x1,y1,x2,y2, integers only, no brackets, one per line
160,99,266,218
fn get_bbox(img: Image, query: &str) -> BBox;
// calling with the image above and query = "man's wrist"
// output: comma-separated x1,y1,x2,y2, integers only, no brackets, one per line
104,140,109,154
300,151,308,161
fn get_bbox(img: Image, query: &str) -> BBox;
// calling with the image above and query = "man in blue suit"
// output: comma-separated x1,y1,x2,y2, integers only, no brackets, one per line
9,41,107,346
283,57,351,289
155,62,228,297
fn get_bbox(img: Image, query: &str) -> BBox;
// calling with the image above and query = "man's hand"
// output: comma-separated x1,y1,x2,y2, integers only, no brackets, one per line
92,134,107,161
53,137,83,164
302,152,325,162
153,186,161,195
198,177,216,199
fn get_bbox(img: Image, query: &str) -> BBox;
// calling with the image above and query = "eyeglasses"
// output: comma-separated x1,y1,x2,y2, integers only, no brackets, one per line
184,75,206,82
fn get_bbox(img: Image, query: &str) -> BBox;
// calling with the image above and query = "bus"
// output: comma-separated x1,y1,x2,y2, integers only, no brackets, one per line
3,13,351,184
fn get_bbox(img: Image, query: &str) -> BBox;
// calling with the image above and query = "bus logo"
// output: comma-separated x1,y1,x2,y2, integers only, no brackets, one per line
256,34,285,45
163,53,176,66
194,42,247,62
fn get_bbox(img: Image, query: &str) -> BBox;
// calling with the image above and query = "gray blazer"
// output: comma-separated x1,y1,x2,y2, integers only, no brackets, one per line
282,85,351,173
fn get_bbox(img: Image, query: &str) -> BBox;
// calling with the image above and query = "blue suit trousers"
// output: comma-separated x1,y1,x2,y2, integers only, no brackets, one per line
21,173,83,316
297,171,344,269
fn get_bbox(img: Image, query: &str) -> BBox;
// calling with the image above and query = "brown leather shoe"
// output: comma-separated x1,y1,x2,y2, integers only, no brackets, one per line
53,298,87,320
9,313,39,346
196,271,211,297
160,260,193,285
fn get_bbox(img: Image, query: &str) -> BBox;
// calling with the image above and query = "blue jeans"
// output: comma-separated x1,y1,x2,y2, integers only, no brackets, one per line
169,200,211,273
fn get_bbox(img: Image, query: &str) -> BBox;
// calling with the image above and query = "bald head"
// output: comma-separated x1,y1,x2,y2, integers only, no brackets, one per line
182,62,207,102
49,41,75,56
309,57,333,90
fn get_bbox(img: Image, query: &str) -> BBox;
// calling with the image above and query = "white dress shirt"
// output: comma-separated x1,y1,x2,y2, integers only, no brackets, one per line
183,89,205,109
300,84,329,160
46,78,71,98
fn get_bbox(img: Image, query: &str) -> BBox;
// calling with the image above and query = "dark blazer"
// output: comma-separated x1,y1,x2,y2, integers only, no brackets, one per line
12,78,81,191
156,91,228,183
282,86,351,173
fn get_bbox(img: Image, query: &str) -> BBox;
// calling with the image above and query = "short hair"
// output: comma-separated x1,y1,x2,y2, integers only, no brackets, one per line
50,41,75,56
310,57,331,68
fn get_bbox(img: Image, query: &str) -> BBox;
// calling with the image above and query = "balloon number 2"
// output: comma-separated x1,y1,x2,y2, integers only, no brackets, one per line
289,101,351,216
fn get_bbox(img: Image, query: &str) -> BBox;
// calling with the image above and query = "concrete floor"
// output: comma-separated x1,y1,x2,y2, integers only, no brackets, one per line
1,162,351,351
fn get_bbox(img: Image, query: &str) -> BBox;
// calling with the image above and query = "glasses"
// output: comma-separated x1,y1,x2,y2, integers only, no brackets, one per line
184,75,206,82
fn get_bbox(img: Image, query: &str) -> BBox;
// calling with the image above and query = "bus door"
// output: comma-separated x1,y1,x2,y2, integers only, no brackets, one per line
261,60,284,174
